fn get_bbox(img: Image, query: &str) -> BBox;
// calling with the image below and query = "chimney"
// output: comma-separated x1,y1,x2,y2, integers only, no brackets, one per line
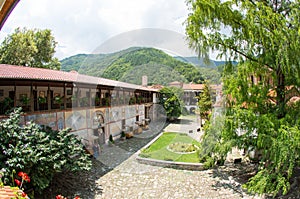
142,75,148,87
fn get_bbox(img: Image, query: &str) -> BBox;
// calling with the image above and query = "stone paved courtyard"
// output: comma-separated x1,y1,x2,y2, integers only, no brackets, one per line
94,115,263,199
96,153,263,199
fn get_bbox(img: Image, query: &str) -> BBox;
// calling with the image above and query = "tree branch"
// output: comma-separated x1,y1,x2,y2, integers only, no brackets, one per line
216,41,274,71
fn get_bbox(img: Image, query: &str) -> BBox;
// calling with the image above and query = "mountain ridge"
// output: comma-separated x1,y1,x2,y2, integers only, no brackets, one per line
60,47,222,85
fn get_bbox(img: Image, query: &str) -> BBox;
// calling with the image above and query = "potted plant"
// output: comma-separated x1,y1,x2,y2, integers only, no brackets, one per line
71,95,77,102
129,97,135,105
71,95,78,107
102,98,110,107
38,96,46,104
137,96,143,104
20,95,30,106
95,96,100,106
80,97,89,107
120,131,126,140
108,134,114,146
54,96,62,104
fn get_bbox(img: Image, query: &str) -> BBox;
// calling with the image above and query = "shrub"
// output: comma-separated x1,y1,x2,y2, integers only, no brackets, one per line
0,108,92,193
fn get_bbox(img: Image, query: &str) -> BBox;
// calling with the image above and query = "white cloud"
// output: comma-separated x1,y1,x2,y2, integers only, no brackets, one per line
0,0,200,59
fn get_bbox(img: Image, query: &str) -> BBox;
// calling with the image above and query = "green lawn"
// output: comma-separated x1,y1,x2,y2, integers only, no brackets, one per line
139,132,201,163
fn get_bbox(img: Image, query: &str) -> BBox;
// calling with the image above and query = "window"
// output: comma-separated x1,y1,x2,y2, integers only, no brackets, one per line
67,89,72,95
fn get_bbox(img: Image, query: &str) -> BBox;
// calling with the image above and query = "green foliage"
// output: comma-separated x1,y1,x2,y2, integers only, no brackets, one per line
60,54,89,72
118,63,187,85
186,0,300,117
198,112,231,167
20,95,30,105
0,27,61,70
38,97,46,104
101,48,204,84
159,86,184,121
109,134,114,143
197,67,221,84
0,97,13,114
196,81,212,121
186,0,300,196
139,132,201,163
200,100,300,196
176,56,228,84
0,108,92,193
243,117,300,196
61,47,207,85
54,96,62,104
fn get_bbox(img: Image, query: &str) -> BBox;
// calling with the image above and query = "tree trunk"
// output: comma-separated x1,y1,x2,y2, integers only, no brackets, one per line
276,68,285,119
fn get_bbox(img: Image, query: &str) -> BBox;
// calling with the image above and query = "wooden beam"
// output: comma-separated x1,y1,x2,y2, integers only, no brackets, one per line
0,0,20,30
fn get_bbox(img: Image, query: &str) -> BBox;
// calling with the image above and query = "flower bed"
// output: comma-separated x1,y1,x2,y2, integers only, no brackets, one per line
138,132,201,163
137,132,204,170
167,142,199,154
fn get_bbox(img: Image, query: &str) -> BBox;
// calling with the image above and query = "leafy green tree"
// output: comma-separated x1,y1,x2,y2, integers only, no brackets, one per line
0,27,61,70
186,0,300,196
0,108,91,193
186,0,300,119
196,81,212,126
159,86,184,121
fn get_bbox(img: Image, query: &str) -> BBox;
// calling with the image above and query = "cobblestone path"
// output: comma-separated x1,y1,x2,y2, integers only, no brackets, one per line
96,153,262,199
94,115,263,199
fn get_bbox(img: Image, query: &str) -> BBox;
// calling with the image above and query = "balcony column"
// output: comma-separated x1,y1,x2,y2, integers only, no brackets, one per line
63,83,67,109
88,88,91,107
13,82,16,107
30,82,34,112
47,84,51,110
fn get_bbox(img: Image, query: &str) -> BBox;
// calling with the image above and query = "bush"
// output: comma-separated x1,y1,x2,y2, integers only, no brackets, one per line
0,108,92,193
200,106,300,196
158,86,184,121
198,113,229,167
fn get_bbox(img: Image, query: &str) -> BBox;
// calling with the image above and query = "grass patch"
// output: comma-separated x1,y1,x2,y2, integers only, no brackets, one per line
140,132,201,163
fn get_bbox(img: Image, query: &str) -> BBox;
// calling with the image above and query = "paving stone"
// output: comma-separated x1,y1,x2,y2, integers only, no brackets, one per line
93,115,264,199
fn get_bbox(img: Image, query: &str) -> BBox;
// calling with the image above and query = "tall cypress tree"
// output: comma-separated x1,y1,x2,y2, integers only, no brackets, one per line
197,81,212,126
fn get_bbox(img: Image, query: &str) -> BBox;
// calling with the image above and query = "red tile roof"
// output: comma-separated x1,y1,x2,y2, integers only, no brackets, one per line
0,64,157,91
182,83,204,90
0,186,27,199
182,83,222,91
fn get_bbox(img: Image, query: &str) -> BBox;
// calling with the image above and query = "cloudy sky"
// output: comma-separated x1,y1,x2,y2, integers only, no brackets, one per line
0,0,200,60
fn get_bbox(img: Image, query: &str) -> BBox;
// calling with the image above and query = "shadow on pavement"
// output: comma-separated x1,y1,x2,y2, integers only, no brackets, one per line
37,126,164,199
173,118,194,125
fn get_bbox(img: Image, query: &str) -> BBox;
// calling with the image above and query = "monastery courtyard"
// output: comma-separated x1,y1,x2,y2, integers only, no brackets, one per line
94,115,263,199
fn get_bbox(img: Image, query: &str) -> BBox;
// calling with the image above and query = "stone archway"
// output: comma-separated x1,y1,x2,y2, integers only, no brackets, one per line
190,107,196,114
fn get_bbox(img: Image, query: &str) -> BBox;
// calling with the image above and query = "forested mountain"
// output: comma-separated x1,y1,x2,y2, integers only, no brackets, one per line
61,47,141,74
175,56,238,68
175,56,216,68
61,47,221,85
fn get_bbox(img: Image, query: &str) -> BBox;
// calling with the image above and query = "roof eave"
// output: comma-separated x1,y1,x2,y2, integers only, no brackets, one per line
0,0,20,30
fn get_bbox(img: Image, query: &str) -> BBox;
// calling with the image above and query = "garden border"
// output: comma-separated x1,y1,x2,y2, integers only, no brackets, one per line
136,131,205,171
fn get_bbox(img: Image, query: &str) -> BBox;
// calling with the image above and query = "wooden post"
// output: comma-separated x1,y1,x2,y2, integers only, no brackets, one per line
30,82,34,112
63,83,67,109
47,84,51,110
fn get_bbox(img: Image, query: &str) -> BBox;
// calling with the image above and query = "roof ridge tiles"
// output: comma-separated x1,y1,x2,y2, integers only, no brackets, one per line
0,64,157,91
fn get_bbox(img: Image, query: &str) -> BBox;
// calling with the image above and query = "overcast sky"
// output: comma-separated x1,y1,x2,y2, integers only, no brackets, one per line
0,0,202,60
